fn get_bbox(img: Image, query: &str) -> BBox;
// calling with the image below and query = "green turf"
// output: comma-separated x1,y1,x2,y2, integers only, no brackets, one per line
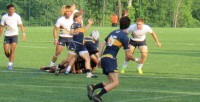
0,27,200,102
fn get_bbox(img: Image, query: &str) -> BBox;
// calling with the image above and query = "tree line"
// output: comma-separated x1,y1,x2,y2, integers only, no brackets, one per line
0,0,199,27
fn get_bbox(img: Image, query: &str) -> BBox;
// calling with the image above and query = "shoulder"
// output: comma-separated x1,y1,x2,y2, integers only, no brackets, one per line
14,13,21,18
57,16,65,21
1,13,8,19
143,24,151,29
129,24,137,28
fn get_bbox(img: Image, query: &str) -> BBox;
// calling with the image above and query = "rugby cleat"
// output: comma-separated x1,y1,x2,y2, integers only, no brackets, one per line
7,65,13,70
137,69,143,75
92,95,102,102
64,70,69,75
87,84,94,100
120,68,126,74
55,65,60,76
87,74,98,78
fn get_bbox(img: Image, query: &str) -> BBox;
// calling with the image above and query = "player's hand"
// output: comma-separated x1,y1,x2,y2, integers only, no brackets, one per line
22,34,26,41
54,39,58,45
88,18,93,25
157,42,161,48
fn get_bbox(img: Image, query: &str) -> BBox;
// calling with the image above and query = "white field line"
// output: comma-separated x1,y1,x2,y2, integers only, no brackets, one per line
0,83,200,97
17,46,54,49
1,70,200,81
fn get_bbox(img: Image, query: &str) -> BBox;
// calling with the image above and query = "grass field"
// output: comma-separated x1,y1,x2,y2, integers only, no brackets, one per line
0,27,200,102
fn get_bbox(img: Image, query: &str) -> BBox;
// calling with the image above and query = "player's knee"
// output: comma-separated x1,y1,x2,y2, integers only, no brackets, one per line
113,81,119,87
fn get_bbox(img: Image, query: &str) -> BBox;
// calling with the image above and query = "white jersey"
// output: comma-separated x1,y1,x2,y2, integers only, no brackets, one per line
0,13,22,36
55,16,73,37
127,24,153,41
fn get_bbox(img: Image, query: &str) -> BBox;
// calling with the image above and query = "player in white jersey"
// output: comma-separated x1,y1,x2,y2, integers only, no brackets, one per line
0,4,26,70
121,18,161,74
49,5,73,67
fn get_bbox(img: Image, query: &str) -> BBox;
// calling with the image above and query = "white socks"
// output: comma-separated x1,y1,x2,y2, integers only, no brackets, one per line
50,61,55,67
8,62,13,66
137,64,143,70
66,66,71,72
122,60,129,68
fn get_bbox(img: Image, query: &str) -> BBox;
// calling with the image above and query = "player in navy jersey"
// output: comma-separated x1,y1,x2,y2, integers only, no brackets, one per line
87,17,138,102
55,12,95,78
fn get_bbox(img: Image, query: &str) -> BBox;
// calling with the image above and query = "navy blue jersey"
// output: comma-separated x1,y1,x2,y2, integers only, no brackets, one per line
71,22,85,44
102,29,129,58
84,36,99,53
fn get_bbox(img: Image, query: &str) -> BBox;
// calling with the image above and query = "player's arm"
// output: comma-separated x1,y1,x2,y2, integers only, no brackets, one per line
70,24,79,35
125,50,137,61
53,26,59,45
150,32,161,47
19,24,26,41
84,18,93,33
0,25,4,36
0,16,5,37
98,41,106,59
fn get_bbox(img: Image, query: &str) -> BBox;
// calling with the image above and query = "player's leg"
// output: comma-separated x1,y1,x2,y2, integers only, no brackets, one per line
137,45,148,74
121,44,136,73
50,45,63,67
4,44,10,58
64,52,77,74
4,36,11,58
90,54,98,73
79,51,93,78
92,73,118,102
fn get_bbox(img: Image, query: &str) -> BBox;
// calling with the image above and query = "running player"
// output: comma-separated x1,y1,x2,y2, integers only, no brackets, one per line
0,4,26,70
49,5,73,67
87,16,138,102
121,18,161,74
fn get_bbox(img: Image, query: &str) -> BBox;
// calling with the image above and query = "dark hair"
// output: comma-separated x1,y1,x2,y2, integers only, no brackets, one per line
120,16,131,30
73,12,82,21
7,4,15,10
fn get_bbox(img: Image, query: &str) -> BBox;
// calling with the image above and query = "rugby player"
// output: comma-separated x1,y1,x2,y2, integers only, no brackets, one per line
121,18,161,74
0,4,26,70
87,16,138,102
49,5,73,67
56,12,94,78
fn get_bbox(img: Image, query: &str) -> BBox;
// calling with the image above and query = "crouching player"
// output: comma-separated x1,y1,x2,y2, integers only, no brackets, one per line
87,16,138,102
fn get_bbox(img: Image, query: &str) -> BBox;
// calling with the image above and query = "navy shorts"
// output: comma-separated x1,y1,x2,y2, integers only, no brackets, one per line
85,43,98,55
69,42,87,54
4,35,18,44
101,57,118,75
129,39,147,48
58,37,73,47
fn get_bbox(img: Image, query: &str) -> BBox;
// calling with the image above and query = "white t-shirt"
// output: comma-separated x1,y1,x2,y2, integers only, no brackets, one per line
1,13,22,36
55,16,73,37
127,24,153,41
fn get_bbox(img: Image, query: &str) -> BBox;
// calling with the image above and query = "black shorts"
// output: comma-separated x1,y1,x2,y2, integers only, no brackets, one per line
88,50,98,56
129,39,147,48
101,57,118,75
4,35,18,44
58,37,73,47
69,42,87,54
